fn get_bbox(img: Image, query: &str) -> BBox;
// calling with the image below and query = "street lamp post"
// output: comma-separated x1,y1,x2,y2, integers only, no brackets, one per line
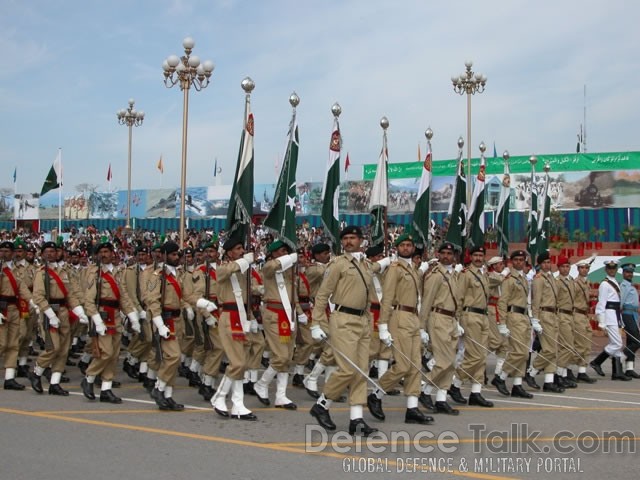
117,99,144,229
452,60,487,200
162,37,214,247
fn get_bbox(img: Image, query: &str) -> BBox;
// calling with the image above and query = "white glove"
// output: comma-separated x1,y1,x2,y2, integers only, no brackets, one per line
91,313,106,336
127,311,141,333
44,308,61,329
72,305,86,318
501,267,511,277
454,264,464,273
205,315,217,327
196,298,217,312
30,299,41,315
78,313,89,325
378,323,393,346
278,253,298,271
0,313,4,325
455,321,465,337
297,313,308,325
152,315,170,339
531,318,543,334
419,261,430,273
597,314,606,330
243,252,255,264
498,323,510,337
377,256,391,272
185,307,195,321
311,324,327,341
234,258,250,273
139,310,147,320
419,328,429,345
250,319,259,333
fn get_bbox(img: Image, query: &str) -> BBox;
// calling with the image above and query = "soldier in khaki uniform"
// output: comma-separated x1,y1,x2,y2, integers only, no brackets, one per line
243,265,266,394
13,240,39,380
254,240,298,410
303,243,334,399
486,256,511,386
30,241,88,396
209,236,257,421
184,240,222,401
493,250,534,398
178,247,200,387
366,245,393,382
554,255,579,388
367,233,433,425
309,226,378,436
291,250,313,387
81,241,139,403
526,252,564,393
419,242,464,415
572,258,597,383
450,245,494,407
146,241,188,411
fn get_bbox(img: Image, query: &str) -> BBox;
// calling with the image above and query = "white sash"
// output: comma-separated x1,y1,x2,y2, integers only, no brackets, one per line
275,270,295,332
230,273,249,332
372,275,383,302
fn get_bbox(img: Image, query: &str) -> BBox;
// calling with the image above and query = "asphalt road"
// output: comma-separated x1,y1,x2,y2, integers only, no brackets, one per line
1,341,638,480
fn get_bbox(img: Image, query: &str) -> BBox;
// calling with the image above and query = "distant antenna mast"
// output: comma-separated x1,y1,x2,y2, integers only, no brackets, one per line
583,84,587,153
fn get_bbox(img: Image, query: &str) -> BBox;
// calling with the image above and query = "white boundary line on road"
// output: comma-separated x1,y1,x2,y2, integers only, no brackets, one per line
67,391,212,411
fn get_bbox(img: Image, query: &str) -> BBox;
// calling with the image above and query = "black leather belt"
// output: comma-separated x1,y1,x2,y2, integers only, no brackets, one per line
541,306,557,314
573,307,589,315
606,301,621,311
222,302,248,312
432,307,455,317
394,304,418,314
558,308,573,315
334,304,365,316
99,299,120,308
507,305,526,314
0,295,17,304
49,298,67,307
370,303,380,311
161,308,181,317
464,306,487,315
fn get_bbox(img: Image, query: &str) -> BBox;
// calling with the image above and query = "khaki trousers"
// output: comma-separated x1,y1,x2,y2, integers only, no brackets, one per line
426,313,457,389
503,313,530,377
532,311,558,374
36,308,71,373
262,308,294,372
573,313,592,367
457,311,489,384
86,330,122,381
379,311,421,396
0,305,21,368
557,312,575,368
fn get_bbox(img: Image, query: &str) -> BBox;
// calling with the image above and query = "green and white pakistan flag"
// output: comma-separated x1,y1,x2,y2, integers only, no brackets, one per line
537,168,551,256
321,117,341,252
226,101,255,242
369,130,388,247
412,142,432,247
264,113,299,249
445,153,467,251
466,152,486,249
527,165,539,262
41,149,62,196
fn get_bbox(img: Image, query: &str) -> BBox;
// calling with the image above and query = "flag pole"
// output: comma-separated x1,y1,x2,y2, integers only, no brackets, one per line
13,167,17,230
58,147,63,233
425,128,433,254
380,117,389,255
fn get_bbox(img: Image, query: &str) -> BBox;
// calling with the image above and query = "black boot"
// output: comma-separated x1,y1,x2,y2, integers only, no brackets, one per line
612,358,632,381
576,372,597,383
566,368,577,383
178,364,189,378
491,375,510,396
349,418,378,436
434,401,460,415
367,393,385,420
100,390,123,404
244,381,256,395
17,365,30,378
559,375,577,388
418,392,435,412
123,361,139,379
624,361,640,379
305,387,320,399
405,407,434,424
81,378,95,400
554,374,568,388
30,372,43,394
143,377,155,392
48,384,69,396
590,351,609,377
525,373,541,390
4,379,26,390
187,371,202,387
511,384,533,398
310,403,336,430
199,384,215,401
368,365,378,379
164,396,184,411
292,373,304,387
447,386,467,404
468,392,494,407
77,361,89,375
543,381,565,393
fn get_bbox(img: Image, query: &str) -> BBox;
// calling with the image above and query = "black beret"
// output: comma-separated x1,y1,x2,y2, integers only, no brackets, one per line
621,263,635,272
311,243,331,255
469,245,485,255
223,236,244,252
510,250,527,260
162,242,180,255
183,247,194,255
0,241,14,250
136,246,150,255
340,225,363,238
438,242,455,253
537,252,550,264
365,244,384,258
41,241,57,252
95,242,114,254
413,247,424,257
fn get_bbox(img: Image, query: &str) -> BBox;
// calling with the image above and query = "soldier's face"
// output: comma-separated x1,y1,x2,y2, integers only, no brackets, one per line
137,252,149,264
511,256,525,270
98,247,113,264
605,266,617,277
558,264,571,276
341,234,362,253
540,259,552,273
0,247,12,261
166,251,180,267
43,247,57,263
492,261,505,272
205,247,219,263
396,241,415,258
227,244,245,261
439,250,454,266
623,270,633,281
272,246,289,259
471,252,484,267
15,248,25,260
577,265,589,277
314,251,331,264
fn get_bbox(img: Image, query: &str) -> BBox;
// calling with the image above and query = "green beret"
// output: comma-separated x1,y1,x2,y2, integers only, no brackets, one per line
267,240,291,253
394,233,414,247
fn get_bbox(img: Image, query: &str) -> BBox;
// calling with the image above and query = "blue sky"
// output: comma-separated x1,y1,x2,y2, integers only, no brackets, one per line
1,0,639,195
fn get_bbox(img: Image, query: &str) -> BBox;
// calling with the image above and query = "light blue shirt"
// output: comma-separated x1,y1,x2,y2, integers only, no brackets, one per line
620,279,639,321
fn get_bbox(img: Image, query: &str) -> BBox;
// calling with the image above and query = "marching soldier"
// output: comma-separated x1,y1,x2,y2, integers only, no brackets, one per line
254,240,298,410
80,241,140,403
366,233,433,425
493,250,534,398
590,260,630,380
620,263,640,378
209,236,256,420
30,242,88,396
572,257,597,383
526,252,563,392
366,244,392,383
13,240,39,379
418,242,464,415
450,245,494,407
291,250,313,388
486,256,511,388
309,226,378,436
243,263,266,394
146,241,189,410
554,256,578,388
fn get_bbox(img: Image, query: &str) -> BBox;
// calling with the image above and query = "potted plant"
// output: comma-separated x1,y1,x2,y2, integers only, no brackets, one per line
592,228,605,249
573,229,587,256
621,225,636,248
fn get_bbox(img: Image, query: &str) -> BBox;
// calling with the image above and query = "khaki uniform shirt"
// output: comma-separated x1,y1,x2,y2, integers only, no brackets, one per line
497,270,529,321
531,271,558,318
32,263,83,312
574,276,590,313
556,274,575,312
459,264,490,311
145,266,188,318
380,260,420,325
84,264,135,317
419,263,461,330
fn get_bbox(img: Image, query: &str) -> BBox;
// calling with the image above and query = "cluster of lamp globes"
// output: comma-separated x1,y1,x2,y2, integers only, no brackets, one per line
162,37,215,89
116,99,144,125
